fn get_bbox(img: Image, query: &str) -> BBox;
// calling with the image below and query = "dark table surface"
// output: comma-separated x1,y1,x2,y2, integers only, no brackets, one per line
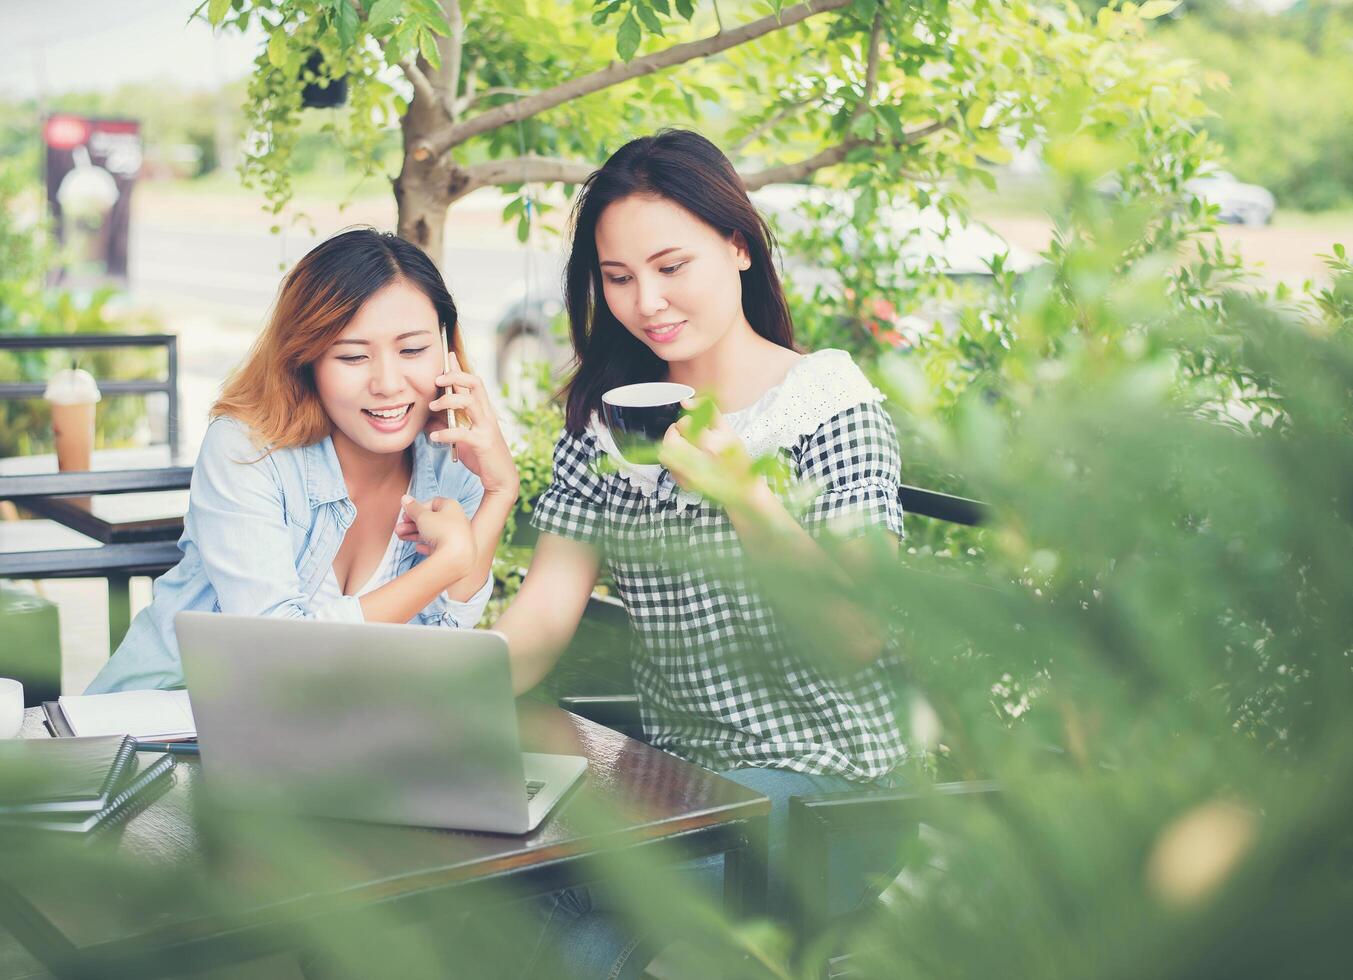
5,702,768,967
10,492,187,544
0,449,188,545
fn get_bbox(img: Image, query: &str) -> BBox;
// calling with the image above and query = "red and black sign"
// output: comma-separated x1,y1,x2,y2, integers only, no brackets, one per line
43,115,142,288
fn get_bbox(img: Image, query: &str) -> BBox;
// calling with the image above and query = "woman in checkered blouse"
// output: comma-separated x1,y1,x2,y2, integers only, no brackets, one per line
493,130,910,976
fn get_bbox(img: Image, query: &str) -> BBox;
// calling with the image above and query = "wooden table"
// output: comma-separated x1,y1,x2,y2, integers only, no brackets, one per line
0,703,770,979
0,448,189,543
0,449,191,649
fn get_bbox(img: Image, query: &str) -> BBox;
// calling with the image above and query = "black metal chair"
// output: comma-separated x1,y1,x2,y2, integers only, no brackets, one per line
0,333,181,458
555,483,996,966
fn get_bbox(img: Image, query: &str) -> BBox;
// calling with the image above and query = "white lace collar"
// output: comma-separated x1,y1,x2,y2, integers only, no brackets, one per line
586,348,884,510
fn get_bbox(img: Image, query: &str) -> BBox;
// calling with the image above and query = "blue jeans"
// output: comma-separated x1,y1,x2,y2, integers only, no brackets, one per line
522,765,908,980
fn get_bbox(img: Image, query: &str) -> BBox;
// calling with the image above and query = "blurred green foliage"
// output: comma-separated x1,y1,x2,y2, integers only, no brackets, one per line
1161,0,1353,210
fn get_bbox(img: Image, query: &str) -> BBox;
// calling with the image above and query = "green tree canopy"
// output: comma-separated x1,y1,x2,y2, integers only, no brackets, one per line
201,0,1210,261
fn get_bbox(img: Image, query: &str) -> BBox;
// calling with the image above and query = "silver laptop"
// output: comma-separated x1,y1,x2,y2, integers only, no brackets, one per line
174,612,586,834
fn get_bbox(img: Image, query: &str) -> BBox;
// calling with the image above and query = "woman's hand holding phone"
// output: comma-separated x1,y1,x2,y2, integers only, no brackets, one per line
426,367,521,501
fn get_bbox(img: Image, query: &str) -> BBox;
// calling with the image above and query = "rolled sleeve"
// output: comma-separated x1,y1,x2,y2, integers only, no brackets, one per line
530,430,608,546
799,401,905,540
427,571,493,629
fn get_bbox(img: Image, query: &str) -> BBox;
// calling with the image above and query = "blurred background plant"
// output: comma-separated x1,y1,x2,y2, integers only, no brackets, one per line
0,159,162,459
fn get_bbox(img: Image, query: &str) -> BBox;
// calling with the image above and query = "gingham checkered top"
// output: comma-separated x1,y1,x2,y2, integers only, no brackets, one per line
533,360,907,781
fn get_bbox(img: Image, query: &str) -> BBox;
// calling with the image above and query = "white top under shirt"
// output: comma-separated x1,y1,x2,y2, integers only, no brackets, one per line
313,529,493,628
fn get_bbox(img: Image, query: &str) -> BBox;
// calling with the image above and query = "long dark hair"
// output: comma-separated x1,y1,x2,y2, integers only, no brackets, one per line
561,130,796,433
214,227,465,448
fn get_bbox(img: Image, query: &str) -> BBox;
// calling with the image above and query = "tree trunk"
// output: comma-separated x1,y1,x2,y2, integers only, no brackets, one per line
393,161,451,265
393,94,472,268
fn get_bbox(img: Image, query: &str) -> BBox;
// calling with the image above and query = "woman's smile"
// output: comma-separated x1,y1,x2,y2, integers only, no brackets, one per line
361,403,415,431
644,320,686,344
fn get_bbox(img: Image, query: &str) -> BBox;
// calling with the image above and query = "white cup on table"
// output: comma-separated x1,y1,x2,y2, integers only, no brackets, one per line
0,678,24,738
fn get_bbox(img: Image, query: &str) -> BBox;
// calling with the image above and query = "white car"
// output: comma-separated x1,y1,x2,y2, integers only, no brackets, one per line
1184,170,1275,227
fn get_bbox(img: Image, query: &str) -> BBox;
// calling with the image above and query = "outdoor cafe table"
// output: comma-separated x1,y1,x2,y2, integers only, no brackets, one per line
0,447,189,544
1,701,771,978
0,448,190,649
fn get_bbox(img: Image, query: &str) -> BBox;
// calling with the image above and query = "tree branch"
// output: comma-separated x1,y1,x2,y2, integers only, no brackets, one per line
460,120,949,196
412,0,852,161
400,58,447,119
740,121,948,189
455,86,537,115
459,155,598,189
732,98,817,153
441,0,464,122
852,11,884,122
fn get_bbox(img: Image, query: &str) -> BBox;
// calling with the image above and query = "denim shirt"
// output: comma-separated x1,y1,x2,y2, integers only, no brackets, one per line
87,415,489,693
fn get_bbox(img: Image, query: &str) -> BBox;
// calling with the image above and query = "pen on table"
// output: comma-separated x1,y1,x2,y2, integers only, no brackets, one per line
440,323,458,463
134,740,200,756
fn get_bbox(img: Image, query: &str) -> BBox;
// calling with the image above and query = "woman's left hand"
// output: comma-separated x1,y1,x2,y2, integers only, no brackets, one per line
659,401,770,513
427,367,520,500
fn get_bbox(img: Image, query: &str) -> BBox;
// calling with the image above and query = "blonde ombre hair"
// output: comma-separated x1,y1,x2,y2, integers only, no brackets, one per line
213,228,469,450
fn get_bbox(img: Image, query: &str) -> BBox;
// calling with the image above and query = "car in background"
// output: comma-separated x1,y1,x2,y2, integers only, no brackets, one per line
1184,170,1276,227
491,186,1041,397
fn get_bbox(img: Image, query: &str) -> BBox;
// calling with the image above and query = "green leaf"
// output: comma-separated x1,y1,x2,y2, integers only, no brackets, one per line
592,0,623,25
267,30,288,69
367,0,402,31
965,99,989,132
682,396,717,439
636,3,665,36
1138,0,1179,19
418,28,441,69
616,11,641,61
1334,243,1346,260
336,0,360,49
676,0,695,19
650,0,670,13
207,0,232,26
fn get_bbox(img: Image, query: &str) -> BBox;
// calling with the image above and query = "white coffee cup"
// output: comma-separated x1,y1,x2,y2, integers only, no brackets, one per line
601,382,695,465
0,678,24,738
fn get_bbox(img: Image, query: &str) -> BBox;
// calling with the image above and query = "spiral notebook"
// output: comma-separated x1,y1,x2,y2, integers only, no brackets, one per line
0,734,138,817
15,753,176,835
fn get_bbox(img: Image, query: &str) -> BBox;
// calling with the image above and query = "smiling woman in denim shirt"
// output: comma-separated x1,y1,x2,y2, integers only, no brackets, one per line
88,228,520,693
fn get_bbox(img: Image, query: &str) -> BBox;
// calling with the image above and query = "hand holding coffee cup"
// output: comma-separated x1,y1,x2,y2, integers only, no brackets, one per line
601,382,695,466
44,368,101,472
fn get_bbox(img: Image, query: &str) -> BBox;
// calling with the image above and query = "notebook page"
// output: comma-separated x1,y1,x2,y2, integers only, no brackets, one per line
57,690,196,740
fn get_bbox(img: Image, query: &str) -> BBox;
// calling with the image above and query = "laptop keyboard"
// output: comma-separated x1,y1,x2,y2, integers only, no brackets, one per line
525,779,546,801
